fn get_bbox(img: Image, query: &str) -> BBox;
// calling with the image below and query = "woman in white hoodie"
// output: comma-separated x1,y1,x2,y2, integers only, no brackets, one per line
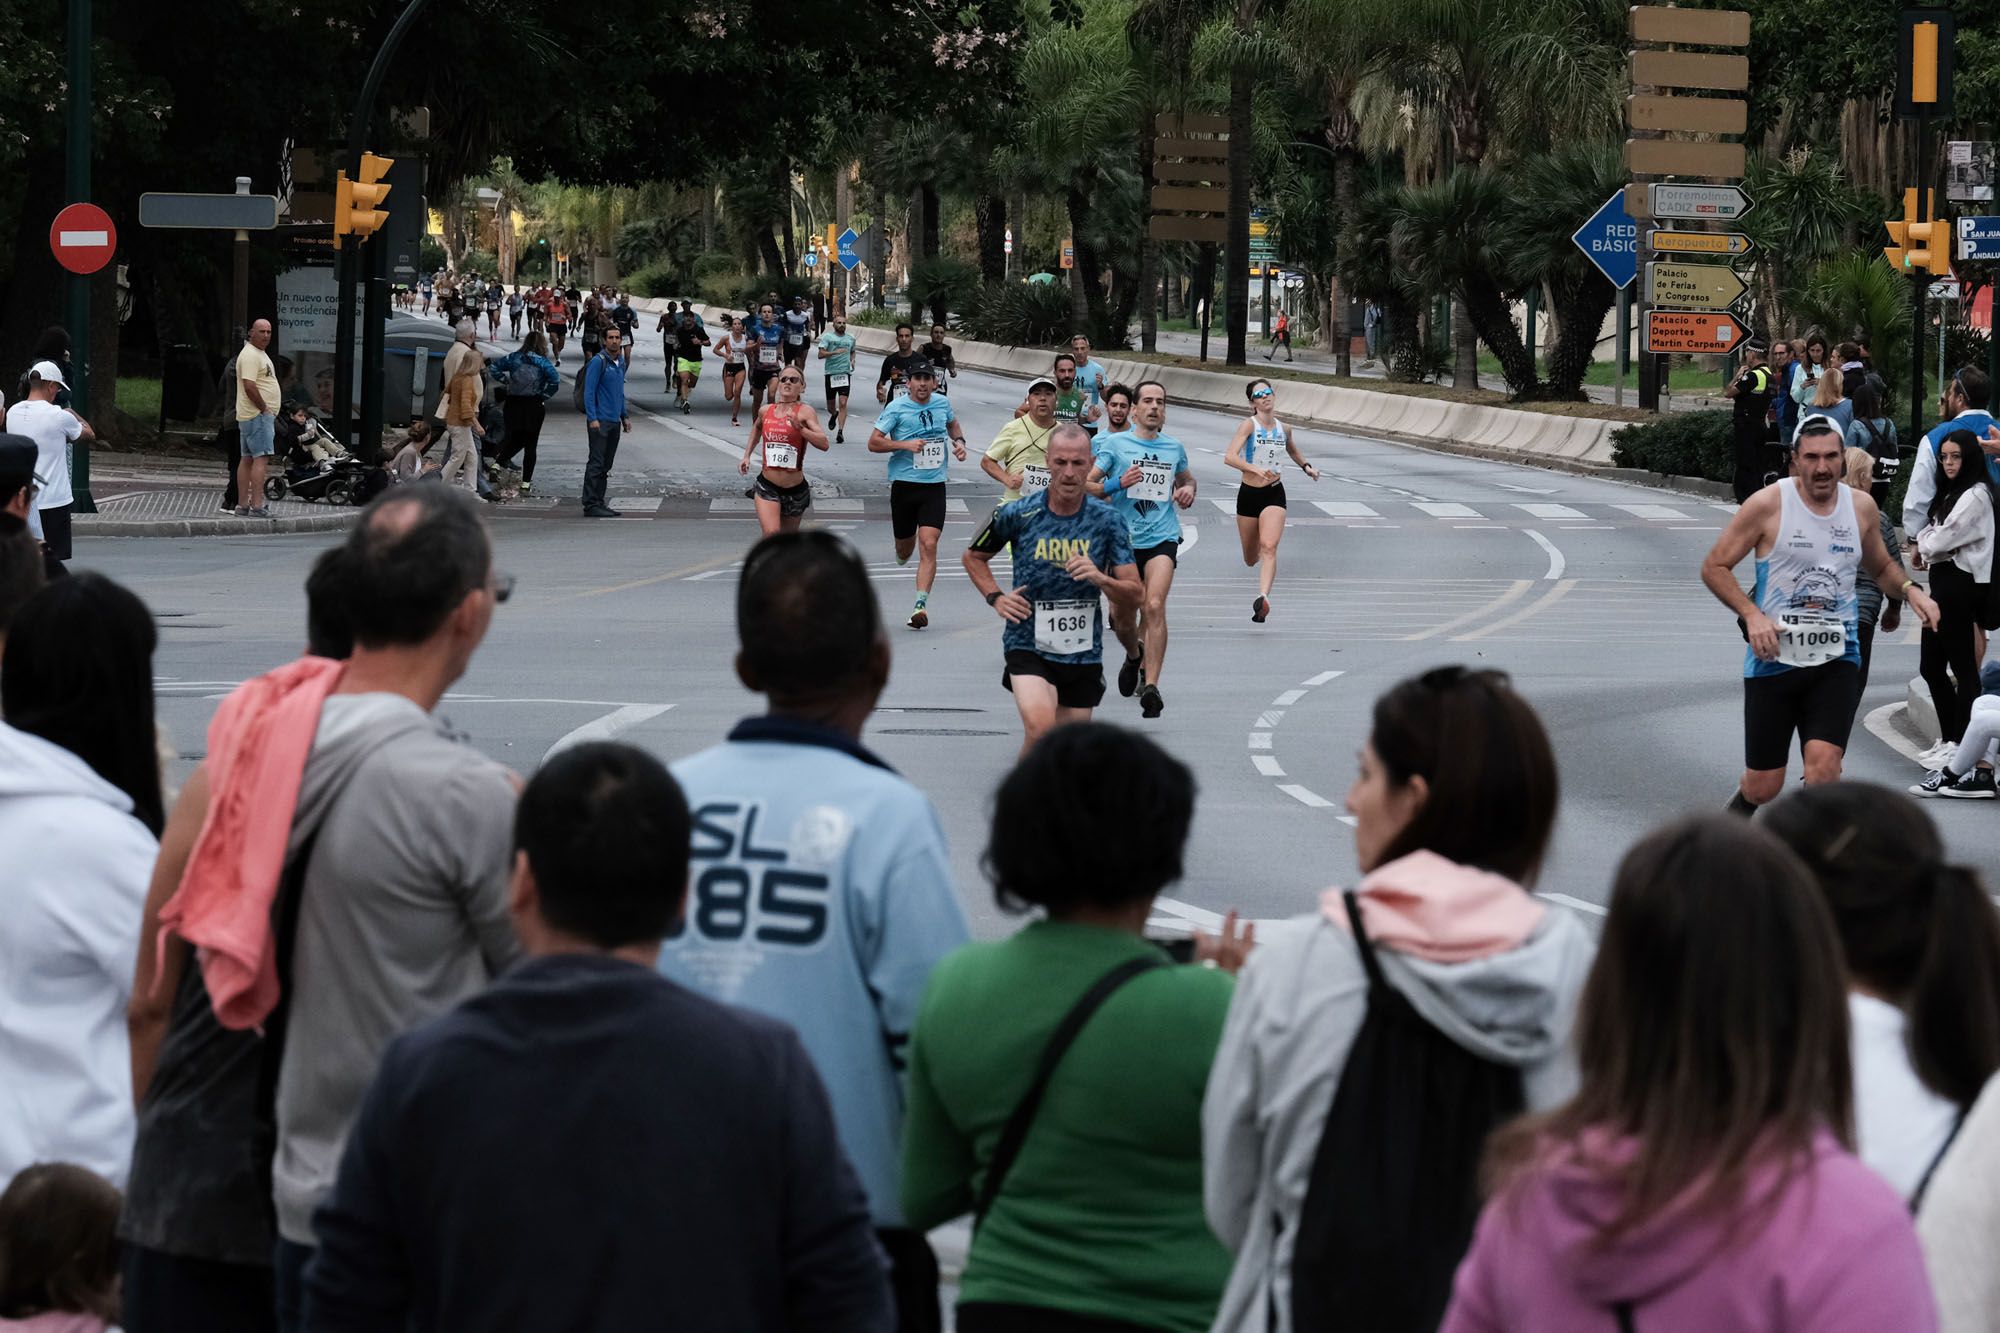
1911,429,1997,782
0,573,163,1191
1202,666,1595,1333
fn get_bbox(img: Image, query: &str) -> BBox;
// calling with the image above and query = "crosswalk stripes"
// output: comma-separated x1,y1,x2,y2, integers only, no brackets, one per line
1310,501,1383,518
1613,503,1693,521
1514,502,1587,520
696,496,1730,525
1413,502,1481,518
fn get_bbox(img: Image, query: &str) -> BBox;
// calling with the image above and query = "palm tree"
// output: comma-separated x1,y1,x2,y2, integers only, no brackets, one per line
1742,148,1866,336
1280,0,1369,373
1492,142,1623,400
1392,167,1542,398
1793,254,1910,391
1343,184,1428,381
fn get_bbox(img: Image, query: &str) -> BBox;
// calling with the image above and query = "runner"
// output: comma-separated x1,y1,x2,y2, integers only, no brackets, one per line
713,316,748,426
506,286,525,338
484,280,503,339
920,324,957,396
1224,378,1320,623
1070,334,1108,428
417,275,433,317
1701,417,1939,815
1015,351,1100,434
816,312,857,444
528,283,547,333
671,311,710,413
738,365,830,535
612,292,639,371
981,375,1059,502
1087,379,1195,718
867,360,967,629
964,423,1142,753
545,290,570,365
783,296,815,369
745,302,788,418
875,323,924,404
1099,381,1134,436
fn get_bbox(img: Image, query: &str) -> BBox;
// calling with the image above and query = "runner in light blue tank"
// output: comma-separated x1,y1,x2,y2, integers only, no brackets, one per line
1224,378,1320,623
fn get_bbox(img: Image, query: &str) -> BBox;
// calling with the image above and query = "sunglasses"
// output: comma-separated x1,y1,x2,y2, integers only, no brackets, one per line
1252,388,1274,399
778,375,803,383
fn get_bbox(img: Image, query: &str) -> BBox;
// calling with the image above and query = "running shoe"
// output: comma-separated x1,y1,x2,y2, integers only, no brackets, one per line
1941,768,1999,800
907,608,929,630
1252,595,1270,623
837,429,845,445
1920,740,1955,765
1912,768,1965,797
1118,654,1141,698
682,399,692,415
1140,683,1164,718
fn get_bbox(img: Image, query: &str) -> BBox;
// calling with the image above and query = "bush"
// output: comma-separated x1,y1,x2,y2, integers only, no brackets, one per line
616,218,673,273
623,259,682,301
733,274,819,313
847,306,908,330
959,281,1073,347
698,271,749,309
692,249,740,281
1609,409,1734,482
910,256,981,324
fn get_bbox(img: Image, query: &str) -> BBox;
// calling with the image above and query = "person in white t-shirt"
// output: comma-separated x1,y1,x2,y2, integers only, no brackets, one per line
3,361,90,563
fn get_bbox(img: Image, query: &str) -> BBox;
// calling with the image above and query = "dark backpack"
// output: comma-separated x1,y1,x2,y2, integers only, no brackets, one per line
1290,891,1526,1333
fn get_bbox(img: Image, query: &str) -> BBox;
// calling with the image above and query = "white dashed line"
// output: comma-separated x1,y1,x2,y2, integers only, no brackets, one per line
1303,670,1344,686
1516,502,1586,520
1272,688,1307,706
1251,755,1286,777
1248,732,1273,750
1524,529,1566,580
1310,500,1382,518
1278,784,1336,808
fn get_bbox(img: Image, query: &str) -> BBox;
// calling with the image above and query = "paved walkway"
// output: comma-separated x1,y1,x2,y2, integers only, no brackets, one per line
76,451,361,537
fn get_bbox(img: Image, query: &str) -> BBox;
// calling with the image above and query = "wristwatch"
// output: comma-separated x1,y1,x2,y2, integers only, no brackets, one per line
985,589,1003,606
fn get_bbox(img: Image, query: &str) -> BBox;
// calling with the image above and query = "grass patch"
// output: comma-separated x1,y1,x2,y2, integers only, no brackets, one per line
117,376,163,424
1472,352,1729,395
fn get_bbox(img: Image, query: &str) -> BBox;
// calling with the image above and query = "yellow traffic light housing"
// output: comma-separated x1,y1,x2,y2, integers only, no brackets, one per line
1885,187,1947,274
332,152,394,248
1884,187,1913,270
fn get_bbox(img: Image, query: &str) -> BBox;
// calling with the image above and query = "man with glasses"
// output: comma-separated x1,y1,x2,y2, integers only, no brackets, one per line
867,361,967,629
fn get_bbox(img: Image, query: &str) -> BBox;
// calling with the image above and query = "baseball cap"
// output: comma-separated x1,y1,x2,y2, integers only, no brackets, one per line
1027,376,1059,394
1796,413,1847,443
0,434,39,488
907,360,937,379
28,360,67,388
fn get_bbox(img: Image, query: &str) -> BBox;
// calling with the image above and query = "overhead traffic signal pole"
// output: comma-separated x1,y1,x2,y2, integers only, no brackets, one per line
1893,10,1952,447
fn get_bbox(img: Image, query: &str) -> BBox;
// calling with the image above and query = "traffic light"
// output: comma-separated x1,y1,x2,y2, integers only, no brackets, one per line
1884,188,1912,269
1885,187,1947,274
333,152,394,247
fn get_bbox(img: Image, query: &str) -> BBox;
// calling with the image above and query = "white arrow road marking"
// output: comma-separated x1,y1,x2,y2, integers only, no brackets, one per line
542,704,675,761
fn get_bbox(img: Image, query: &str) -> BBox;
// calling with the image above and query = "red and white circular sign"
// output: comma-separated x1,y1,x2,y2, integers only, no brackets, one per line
50,203,117,275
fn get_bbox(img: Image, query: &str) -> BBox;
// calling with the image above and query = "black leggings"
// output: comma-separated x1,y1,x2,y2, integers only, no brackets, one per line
1920,561,1983,741
496,396,546,482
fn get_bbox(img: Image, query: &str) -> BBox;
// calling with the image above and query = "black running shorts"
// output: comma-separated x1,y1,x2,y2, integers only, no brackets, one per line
1135,540,1180,572
1743,661,1861,771
754,473,812,518
1235,482,1287,518
1002,650,1107,710
891,480,948,539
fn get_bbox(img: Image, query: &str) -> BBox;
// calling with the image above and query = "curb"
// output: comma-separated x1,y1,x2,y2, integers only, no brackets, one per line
75,511,362,539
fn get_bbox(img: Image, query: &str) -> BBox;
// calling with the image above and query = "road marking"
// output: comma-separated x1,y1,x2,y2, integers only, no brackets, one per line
1670,525,1721,530
1614,503,1692,520
709,497,756,512
1537,891,1607,917
1525,529,1566,579
642,411,743,461
1252,754,1286,777
1248,732,1272,749
541,703,676,760
946,498,969,514
1272,688,1307,706
607,495,665,513
1494,482,1561,494
576,551,743,598
1708,502,1740,513
1179,524,1201,554
1302,669,1344,685
1311,500,1381,518
1278,783,1336,808
1452,577,1580,641
1150,896,1223,930
1398,579,1534,640
815,497,865,512
1515,502,1586,520
1255,710,1285,728
1414,502,1482,518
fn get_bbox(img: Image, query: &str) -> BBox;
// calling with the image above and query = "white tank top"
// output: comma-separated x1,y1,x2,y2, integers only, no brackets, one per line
1748,478,1862,677
1249,417,1287,472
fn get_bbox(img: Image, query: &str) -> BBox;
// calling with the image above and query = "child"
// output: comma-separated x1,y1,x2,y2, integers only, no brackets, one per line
0,1163,122,1332
389,421,440,482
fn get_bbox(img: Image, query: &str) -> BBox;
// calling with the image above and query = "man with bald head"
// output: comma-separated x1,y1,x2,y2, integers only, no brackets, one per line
235,318,280,518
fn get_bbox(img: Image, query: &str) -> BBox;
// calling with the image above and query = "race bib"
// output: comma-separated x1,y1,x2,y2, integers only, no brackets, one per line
916,438,947,471
1255,441,1286,471
1021,464,1050,495
1035,598,1097,656
1775,613,1847,668
758,346,780,366
1129,459,1173,502
765,442,799,470
829,373,850,389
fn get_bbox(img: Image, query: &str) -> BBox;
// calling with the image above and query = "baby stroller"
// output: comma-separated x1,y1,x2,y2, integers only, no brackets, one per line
264,415,375,505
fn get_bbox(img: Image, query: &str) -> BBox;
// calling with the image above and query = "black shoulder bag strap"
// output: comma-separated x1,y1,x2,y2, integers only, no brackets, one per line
972,951,1165,1230
1341,889,1389,992
1909,1105,1971,1213
1614,1303,1637,1333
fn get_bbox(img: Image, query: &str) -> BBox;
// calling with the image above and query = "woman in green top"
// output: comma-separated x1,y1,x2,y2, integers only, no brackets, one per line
901,724,1235,1333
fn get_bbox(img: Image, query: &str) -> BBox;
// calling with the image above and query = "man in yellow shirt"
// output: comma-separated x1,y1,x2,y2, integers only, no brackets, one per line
235,319,280,518
981,376,1060,502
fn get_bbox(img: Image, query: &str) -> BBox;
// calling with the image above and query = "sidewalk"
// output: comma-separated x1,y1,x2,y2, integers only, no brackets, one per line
77,450,362,538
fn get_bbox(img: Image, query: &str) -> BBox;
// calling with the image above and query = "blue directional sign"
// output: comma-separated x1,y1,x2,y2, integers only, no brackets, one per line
1957,216,2000,260
803,251,818,269
1572,191,1638,290
837,227,861,271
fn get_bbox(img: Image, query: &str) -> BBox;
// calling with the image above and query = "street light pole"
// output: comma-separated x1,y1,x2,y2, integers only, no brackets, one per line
66,0,96,512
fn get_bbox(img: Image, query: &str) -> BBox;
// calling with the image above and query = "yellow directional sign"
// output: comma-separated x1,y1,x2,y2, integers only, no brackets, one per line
1647,228,1755,257
1645,261,1749,309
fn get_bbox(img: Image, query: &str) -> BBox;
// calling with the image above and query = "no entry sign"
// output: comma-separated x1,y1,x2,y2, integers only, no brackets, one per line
50,203,117,275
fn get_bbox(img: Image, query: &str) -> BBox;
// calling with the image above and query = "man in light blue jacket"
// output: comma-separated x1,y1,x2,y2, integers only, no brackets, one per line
581,327,629,518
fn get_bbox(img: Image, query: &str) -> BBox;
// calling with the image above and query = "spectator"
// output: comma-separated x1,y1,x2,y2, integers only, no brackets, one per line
1905,368,2000,536
1762,784,2000,1203
1846,447,1906,696
119,548,354,1333
306,742,892,1331
659,530,967,1330
145,486,519,1332
486,332,558,495
1203,666,1592,1331
4,361,91,560
1771,337,1802,447
1444,815,1936,1332
1911,429,1997,777
233,320,280,520
439,322,484,493
901,722,1232,1333
1794,329,1832,406
1849,377,1899,503
1794,360,1853,444
0,513,43,661
0,1163,124,1331
388,421,438,482
580,327,629,518
0,574,163,1191
1917,1074,2000,1333
0,431,57,592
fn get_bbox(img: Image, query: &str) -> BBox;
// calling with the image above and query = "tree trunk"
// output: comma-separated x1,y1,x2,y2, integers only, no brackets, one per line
1330,145,1359,376
870,182,889,308
975,193,1007,285
1224,19,1256,366
1066,177,1093,334
701,181,717,250
1193,243,1218,357
1451,294,1479,389
1543,272,1615,401
1462,280,1541,398
1387,297,1424,381
756,226,785,277
1138,102,1159,352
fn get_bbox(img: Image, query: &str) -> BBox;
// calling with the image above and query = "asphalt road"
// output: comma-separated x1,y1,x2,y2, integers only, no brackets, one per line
78,330,1995,940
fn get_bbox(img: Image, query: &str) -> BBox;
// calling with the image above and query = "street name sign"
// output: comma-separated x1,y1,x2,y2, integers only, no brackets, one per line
49,203,117,275
1957,215,2000,260
1645,261,1749,309
138,192,281,231
1647,228,1755,257
1572,191,1638,289
1625,182,1754,222
1643,309,1750,355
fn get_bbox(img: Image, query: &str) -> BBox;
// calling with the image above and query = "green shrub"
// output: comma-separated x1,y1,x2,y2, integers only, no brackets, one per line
698,272,749,309
734,274,819,312
910,256,981,324
847,306,908,330
622,259,682,301
959,281,1073,347
616,218,672,273
692,250,740,280
1609,409,1734,482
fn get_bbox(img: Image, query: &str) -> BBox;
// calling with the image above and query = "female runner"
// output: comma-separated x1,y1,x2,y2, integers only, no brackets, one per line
714,316,748,426
1225,378,1318,623
738,364,830,535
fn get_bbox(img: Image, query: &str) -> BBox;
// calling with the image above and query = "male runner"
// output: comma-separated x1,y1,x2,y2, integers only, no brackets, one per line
981,376,1059,501
1701,417,1938,814
783,296,816,369
818,313,858,444
745,302,789,417
1070,333,1108,428
1099,382,1134,436
920,324,957,395
612,293,640,370
671,311,710,412
875,324,924,404
965,423,1142,753
867,361,967,630
1088,380,1195,719
506,286,525,338
484,280,503,339
1016,351,1100,432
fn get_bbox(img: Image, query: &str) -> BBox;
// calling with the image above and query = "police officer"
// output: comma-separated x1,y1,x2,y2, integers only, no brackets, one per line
1725,341,1775,503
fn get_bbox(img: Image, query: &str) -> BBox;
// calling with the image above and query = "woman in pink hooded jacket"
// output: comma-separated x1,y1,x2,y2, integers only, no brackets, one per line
1443,816,1936,1333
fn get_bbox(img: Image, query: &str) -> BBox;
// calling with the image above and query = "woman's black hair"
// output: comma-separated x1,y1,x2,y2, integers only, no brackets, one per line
985,723,1195,915
1851,377,1882,422
0,572,163,835
0,1163,121,1323
1928,429,1999,528
1763,783,2000,1106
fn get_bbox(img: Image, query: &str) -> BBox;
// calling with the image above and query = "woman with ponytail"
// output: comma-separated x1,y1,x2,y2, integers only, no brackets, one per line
1763,783,2000,1204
